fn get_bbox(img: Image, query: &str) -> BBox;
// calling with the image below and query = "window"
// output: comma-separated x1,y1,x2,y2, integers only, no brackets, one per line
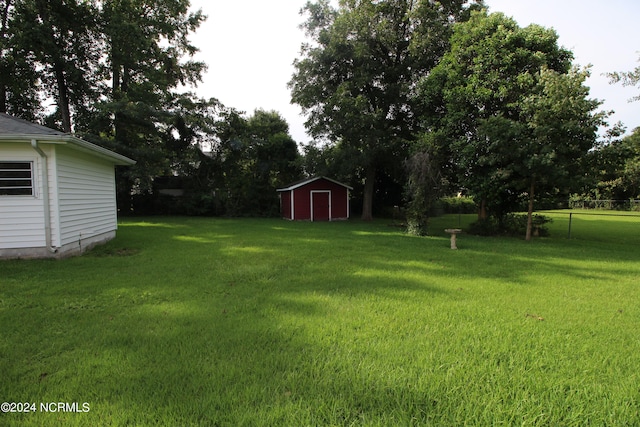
0,161,34,196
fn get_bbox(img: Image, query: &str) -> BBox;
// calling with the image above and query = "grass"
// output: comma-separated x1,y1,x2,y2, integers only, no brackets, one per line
1,212,639,426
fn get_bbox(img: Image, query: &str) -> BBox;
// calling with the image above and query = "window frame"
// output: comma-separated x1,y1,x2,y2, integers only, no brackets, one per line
0,161,36,197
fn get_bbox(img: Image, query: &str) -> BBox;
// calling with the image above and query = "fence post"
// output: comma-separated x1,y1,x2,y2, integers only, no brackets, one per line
568,212,572,239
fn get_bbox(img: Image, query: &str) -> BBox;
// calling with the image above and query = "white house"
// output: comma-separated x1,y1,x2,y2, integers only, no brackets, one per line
0,113,135,259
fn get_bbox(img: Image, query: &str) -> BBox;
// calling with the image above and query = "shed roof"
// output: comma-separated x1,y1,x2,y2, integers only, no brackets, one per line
0,113,135,165
277,176,353,192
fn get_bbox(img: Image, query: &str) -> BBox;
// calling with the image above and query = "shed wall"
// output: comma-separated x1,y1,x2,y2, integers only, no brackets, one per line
280,191,292,220
56,146,118,247
293,187,311,220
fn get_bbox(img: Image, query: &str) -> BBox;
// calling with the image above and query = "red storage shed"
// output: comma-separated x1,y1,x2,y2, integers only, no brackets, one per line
277,177,352,221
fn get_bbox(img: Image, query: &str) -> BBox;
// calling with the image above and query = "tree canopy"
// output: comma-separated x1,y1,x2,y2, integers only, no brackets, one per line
588,126,640,202
418,11,605,238
290,0,484,220
1,0,301,216
209,109,301,216
608,57,640,103
2,1,630,224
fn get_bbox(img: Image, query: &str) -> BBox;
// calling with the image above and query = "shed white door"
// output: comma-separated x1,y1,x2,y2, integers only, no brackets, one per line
311,191,330,221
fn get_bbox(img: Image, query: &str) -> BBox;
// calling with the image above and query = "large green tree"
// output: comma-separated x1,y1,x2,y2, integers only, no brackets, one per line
3,0,287,216
94,0,209,209
247,109,302,189
481,67,605,239
7,0,101,132
0,0,44,120
420,12,573,219
290,0,483,220
209,109,302,216
420,11,604,239
1,0,212,204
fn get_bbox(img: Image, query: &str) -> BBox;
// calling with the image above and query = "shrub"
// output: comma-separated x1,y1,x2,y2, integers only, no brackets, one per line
503,213,552,237
438,196,477,214
405,214,431,236
467,217,500,236
468,213,553,237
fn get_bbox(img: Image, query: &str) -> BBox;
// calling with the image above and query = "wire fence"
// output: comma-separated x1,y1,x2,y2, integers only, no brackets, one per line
541,210,640,240
568,199,640,211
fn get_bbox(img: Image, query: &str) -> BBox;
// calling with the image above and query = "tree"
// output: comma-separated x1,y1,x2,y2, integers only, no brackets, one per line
403,133,444,235
3,0,254,215
208,109,302,216
290,0,484,220
608,59,640,199
94,0,208,209
245,109,302,214
248,109,301,188
480,67,605,240
608,57,640,102
589,126,640,201
8,0,101,132
419,12,579,228
0,0,42,119
622,129,640,198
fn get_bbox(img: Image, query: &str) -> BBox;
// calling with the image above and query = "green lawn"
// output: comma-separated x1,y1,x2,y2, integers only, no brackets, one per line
1,213,639,426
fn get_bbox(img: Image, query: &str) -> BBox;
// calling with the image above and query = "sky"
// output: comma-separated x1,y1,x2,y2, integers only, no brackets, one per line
187,0,640,145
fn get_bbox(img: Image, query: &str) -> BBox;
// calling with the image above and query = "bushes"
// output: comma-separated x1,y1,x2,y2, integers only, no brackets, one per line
431,196,554,237
466,216,500,236
468,213,553,237
437,196,477,214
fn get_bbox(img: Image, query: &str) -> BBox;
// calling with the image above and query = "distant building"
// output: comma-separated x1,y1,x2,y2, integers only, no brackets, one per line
277,176,352,221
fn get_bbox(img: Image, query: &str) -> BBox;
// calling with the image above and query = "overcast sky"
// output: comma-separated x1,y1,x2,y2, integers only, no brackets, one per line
188,0,640,145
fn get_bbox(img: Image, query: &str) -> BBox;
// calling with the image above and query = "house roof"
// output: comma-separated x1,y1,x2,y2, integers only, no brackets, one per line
0,113,135,165
0,113,68,136
277,176,353,191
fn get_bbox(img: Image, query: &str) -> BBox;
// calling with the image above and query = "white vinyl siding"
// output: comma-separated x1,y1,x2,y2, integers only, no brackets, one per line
0,201,46,248
0,145,45,249
56,147,118,247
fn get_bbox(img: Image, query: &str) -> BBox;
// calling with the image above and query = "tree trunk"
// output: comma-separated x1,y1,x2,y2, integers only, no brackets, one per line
112,62,123,140
112,61,129,144
361,164,376,221
0,0,10,113
478,198,487,220
525,178,535,241
35,0,72,132
0,1,10,40
54,60,72,132
0,84,5,114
